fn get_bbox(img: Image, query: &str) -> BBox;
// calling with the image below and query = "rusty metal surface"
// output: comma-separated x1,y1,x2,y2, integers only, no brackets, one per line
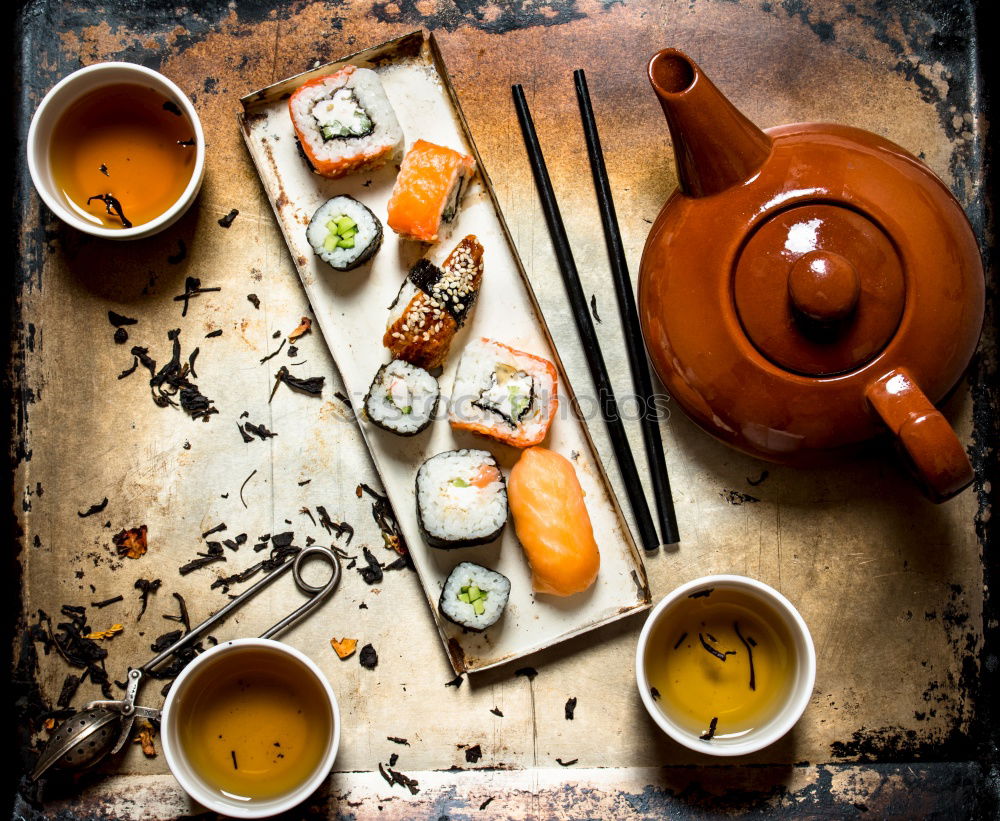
7,0,996,818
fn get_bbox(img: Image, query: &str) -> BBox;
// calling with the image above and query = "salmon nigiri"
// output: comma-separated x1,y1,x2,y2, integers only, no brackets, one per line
507,447,600,596
386,139,475,242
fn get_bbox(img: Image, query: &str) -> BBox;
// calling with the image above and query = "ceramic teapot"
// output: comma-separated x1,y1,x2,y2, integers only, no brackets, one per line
637,50,984,502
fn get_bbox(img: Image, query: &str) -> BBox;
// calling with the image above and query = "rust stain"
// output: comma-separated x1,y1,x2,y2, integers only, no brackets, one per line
448,637,468,673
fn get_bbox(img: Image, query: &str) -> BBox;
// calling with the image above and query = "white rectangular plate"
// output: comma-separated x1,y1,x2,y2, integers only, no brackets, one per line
239,31,650,673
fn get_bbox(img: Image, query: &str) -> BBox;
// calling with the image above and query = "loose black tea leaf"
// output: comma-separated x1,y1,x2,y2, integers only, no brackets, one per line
179,555,226,575
247,293,260,309
237,423,254,443
135,578,161,620
316,506,354,544
734,621,756,691
118,357,140,379
272,532,294,549
747,470,770,486
359,483,407,556
358,547,383,585
177,138,195,147
387,736,409,746
218,209,239,228
556,758,578,767
699,633,733,662
388,752,398,767
202,523,227,538
480,797,494,810
590,294,601,323
163,100,182,116
515,667,538,681
77,498,109,518
162,593,191,633
564,697,577,720
99,163,109,176
91,595,123,609
650,687,661,700
187,347,200,379
231,750,238,769
151,629,182,653
240,469,257,508
259,339,286,364
359,643,378,670
689,589,713,599
205,329,223,338
287,345,298,357
720,489,760,505
108,311,138,327
167,239,187,264
114,327,129,344
490,707,503,717
57,673,84,708
87,193,132,228
465,744,482,764
334,390,351,407
174,277,221,317
700,717,719,741
270,366,324,400
673,632,688,650
243,421,277,440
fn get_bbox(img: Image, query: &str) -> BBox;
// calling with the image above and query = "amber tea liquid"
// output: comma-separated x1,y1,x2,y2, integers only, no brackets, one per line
177,647,333,802
645,587,795,741
49,83,195,229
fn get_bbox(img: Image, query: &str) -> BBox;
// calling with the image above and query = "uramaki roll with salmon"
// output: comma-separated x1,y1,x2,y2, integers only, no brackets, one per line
416,449,507,549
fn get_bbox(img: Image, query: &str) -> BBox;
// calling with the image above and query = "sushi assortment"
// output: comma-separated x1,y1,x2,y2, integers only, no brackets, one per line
384,236,484,369
449,338,558,448
307,196,382,271
387,140,476,242
288,66,403,179
416,450,508,548
287,61,600,639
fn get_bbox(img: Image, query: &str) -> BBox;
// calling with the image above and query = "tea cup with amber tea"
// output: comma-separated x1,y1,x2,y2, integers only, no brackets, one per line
27,62,205,239
636,575,815,756
161,638,340,817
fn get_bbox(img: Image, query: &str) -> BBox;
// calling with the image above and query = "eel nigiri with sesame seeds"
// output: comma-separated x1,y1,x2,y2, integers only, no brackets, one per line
383,235,484,370
386,139,476,243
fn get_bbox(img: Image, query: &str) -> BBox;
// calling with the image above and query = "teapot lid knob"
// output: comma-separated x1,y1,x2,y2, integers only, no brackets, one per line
787,250,861,324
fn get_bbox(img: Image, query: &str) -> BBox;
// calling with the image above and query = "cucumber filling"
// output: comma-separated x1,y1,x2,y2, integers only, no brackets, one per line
311,89,374,139
457,584,489,615
322,214,360,252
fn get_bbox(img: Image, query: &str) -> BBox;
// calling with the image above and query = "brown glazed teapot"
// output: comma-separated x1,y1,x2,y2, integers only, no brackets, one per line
637,50,984,502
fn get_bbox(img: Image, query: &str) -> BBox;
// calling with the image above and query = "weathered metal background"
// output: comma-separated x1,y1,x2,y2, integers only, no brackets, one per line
7,0,996,818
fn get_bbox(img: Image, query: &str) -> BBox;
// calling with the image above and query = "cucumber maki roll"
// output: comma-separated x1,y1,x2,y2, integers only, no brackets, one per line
439,562,510,632
416,449,507,548
364,359,439,435
307,195,382,271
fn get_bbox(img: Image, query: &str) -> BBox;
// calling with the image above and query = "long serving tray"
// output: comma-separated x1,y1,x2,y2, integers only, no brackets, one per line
238,31,650,674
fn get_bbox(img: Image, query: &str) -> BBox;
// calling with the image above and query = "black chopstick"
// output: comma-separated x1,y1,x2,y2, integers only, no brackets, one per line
574,69,680,546
511,84,661,553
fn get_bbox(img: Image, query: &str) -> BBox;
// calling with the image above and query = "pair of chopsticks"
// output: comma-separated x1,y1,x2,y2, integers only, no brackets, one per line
512,73,680,549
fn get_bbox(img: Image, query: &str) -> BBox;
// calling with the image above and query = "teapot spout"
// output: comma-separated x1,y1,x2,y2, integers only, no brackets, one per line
648,50,772,198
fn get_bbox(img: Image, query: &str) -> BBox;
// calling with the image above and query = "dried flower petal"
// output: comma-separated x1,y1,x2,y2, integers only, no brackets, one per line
288,317,312,342
113,525,148,559
85,624,124,640
330,637,358,659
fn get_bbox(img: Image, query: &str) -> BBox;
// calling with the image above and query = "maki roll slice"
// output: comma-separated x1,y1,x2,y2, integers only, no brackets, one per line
387,140,476,242
288,66,403,179
383,235,484,369
416,449,507,548
449,338,559,448
308,196,383,271
439,562,511,632
364,359,439,435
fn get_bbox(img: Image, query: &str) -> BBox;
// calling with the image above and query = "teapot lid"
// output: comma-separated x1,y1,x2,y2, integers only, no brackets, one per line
734,203,905,376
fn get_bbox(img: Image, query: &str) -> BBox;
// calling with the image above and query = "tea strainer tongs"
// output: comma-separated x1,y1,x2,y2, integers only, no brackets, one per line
30,545,341,781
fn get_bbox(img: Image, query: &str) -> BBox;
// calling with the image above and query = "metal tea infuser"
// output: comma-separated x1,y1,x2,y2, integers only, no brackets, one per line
31,545,342,780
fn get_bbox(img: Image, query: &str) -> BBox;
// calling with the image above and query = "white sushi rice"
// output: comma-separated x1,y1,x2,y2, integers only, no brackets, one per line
364,359,439,435
449,339,557,441
439,562,511,631
416,450,507,547
307,196,381,270
290,67,403,169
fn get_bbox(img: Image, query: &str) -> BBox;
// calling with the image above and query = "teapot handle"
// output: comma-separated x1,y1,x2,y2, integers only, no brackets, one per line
865,368,973,502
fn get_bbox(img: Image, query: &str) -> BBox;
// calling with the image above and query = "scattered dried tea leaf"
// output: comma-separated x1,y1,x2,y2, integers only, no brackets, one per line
330,637,358,659
490,706,503,717
465,744,482,764
359,643,378,670
85,624,124,640
113,525,148,559
78,498,109,518
515,666,538,681
556,757,578,767
218,208,239,228
564,697,577,720
269,366,324,400
387,736,409,746
288,317,312,342
247,293,260,309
